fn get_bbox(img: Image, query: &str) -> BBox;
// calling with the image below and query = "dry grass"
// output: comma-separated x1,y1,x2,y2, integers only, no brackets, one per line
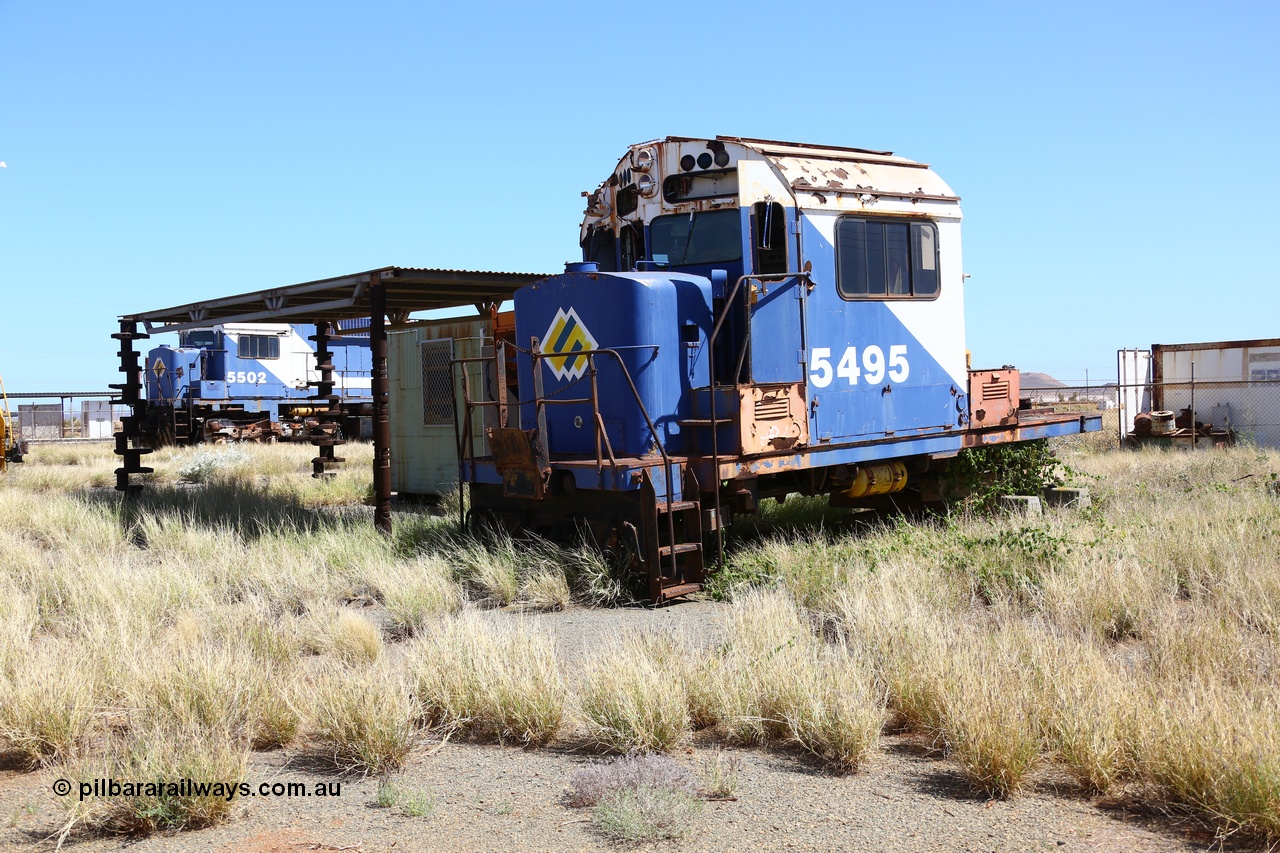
360,555,463,637
407,612,564,745
578,632,692,753
451,534,614,609
456,538,521,606
1028,634,1138,794
130,624,301,751
0,587,36,655
0,641,101,766
67,720,248,834
932,624,1043,798
699,748,741,798
518,569,572,612
4,439,1280,840
710,590,884,772
1136,678,1280,839
306,660,416,774
300,605,384,663
753,444,1280,830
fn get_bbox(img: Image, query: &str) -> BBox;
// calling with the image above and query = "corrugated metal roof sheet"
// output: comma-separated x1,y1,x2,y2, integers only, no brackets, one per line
124,266,549,333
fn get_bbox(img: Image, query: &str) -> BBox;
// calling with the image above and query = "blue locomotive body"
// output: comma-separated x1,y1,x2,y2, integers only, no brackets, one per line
513,270,714,459
461,137,1100,601
143,322,371,444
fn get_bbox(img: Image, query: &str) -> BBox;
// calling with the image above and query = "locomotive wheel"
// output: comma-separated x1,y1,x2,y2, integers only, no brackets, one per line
464,506,501,537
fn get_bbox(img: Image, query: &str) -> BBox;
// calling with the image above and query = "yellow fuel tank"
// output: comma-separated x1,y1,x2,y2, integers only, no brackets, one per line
843,461,908,499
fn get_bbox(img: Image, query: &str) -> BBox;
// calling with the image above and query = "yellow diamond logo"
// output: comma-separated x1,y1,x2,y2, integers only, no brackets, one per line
542,307,597,382
152,358,167,379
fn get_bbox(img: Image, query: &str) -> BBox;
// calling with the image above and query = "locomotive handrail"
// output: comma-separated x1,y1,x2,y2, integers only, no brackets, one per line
450,342,671,582
452,346,512,529
528,344,681,588
706,270,813,569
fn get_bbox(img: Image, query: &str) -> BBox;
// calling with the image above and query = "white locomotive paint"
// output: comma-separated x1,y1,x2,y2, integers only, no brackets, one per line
801,213,967,387
219,324,298,390
219,324,372,393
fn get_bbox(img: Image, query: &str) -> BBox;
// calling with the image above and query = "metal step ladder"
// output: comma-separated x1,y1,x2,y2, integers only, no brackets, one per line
173,406,192,442
645,469,707,603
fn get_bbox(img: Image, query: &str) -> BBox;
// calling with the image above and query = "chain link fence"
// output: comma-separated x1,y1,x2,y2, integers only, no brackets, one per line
1120,378,1280,448
10,397,128,442
1017,377,1280,449
1112,343,1280,448
1023,385,1118,410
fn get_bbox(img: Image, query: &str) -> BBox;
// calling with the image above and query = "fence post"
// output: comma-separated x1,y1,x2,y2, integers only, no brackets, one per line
1189,362,1196,452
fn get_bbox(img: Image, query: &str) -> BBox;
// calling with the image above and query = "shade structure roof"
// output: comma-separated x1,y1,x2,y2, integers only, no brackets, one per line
123,266,549,333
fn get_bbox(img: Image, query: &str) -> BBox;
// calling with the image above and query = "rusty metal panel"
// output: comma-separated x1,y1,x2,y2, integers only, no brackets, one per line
738,383,808,455
487,427,547,499
968,368,1020,428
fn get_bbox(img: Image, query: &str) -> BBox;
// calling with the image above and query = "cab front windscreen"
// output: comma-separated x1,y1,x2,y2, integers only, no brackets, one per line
649,209,742,267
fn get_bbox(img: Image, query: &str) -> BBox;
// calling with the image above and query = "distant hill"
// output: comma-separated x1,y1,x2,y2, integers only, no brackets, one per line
1020,372,1065,389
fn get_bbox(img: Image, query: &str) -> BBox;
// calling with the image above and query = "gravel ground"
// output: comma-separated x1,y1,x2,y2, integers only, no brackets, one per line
0,601,1237,852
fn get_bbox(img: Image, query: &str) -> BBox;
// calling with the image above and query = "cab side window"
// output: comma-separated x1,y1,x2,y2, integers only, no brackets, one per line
581,228,617,271
752,202,787,275
836,218,939,299
238,335,280,359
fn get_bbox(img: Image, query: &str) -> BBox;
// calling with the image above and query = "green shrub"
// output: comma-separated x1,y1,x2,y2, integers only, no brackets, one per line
943,441,1063,513
174,447,251,483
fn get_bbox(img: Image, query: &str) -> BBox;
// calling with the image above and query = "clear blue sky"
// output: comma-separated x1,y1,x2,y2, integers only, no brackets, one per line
1,0,1276,393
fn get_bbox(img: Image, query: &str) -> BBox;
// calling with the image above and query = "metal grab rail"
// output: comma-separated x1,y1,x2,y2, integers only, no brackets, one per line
531,343,681,588
706,271,813,568
451,344,620,482
451,341,682,587
451,348,503,530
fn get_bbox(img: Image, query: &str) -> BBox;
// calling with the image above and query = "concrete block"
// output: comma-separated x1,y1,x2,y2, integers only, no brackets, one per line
1042,487,1091,509
1000,495,1043,516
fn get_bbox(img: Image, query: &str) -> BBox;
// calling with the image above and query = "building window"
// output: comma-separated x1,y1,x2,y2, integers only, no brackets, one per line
420,339,455,425
835,218,939,299
237,334,280,359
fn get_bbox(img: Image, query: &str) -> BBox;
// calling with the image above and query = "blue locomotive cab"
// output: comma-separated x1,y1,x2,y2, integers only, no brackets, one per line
573,137,1001,461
